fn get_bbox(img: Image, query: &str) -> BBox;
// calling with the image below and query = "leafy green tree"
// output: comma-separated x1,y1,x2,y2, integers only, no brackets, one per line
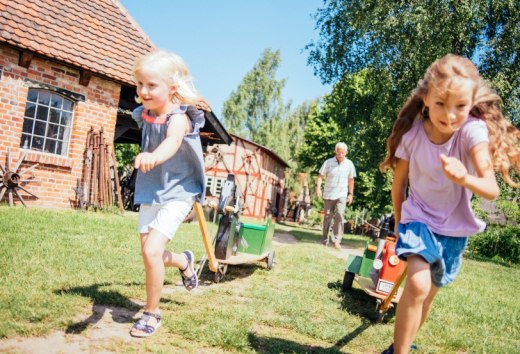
114,143,139,176
302,0,519,213
222,49,318,185
299,71,392,213
307,0,519,121
222,49,288,145
275,99,319,164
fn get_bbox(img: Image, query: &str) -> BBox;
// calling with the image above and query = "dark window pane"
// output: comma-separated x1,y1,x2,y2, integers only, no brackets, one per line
61,111,72,126
38,91,50,105
50,94,62,108
61,126,70,143
49,108,60,124
20,134,31,149
47,123,59,139
36,106,49,121
22,118,34,134
44,139,57,154
62,99,73,112
23,90,74,156
24,102,36,118
32,136,44,151
27,89,38,103
57,141,65,155
34,120,46,137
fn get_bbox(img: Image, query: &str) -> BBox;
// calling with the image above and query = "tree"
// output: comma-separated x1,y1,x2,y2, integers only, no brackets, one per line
275,99,319,164
298,70,392,213
222,49,318,173
307,1,519,118
222,49,288,146
301,0,519,213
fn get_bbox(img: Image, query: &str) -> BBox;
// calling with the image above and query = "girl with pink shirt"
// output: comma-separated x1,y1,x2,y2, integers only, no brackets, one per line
379,54,520,353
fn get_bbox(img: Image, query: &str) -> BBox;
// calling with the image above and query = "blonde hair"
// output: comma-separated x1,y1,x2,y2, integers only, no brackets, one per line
133,49,203,105
380,54,520,187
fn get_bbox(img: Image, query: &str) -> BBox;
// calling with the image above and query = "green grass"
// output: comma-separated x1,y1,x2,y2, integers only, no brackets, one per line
0,206,519,353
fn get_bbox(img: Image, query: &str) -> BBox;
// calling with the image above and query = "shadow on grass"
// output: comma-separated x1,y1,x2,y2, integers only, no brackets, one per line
197,260,263,285
54,282,145,334
277,223,368,249
328,280,396,324
248,321,372,353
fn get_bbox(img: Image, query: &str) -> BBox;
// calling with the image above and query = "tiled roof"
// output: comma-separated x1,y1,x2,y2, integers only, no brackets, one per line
0,0,155,85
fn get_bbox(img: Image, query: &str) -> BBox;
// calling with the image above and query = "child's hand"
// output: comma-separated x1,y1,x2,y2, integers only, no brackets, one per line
440,153,468,186
134,152,159,173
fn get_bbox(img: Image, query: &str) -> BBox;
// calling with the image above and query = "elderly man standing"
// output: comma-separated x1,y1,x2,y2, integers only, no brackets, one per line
316,142,356,249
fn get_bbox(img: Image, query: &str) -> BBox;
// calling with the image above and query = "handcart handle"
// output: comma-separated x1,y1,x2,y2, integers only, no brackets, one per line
194,202,219,272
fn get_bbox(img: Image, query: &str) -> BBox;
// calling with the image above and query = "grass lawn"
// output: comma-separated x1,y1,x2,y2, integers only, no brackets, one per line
0,206,519,353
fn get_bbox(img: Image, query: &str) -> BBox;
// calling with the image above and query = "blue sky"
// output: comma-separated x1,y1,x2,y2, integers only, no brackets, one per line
119,0,332,118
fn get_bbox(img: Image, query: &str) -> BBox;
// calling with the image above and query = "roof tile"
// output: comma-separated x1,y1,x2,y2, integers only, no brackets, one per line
0,0,155,85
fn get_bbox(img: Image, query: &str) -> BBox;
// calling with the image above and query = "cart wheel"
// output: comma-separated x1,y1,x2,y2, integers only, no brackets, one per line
214,264,228,283
342,271,355,292
376,311,386,323
266,251,276,270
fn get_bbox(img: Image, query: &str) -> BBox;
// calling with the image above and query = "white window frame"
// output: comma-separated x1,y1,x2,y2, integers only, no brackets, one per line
20,88,74,156
205,176,227,197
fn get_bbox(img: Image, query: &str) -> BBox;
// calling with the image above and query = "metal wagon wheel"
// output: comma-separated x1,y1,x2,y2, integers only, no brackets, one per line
120,168,139,212
0,149,39,206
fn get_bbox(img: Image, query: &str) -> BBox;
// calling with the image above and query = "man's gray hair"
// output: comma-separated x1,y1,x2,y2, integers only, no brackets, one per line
335,142,348,151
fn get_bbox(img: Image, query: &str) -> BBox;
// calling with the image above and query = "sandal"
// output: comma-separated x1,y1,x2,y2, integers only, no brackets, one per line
179,250,198,291
130,311,161,338
381,343,418,354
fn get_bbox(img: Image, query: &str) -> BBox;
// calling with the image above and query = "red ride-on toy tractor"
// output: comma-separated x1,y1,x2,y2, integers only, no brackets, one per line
342,219,407,322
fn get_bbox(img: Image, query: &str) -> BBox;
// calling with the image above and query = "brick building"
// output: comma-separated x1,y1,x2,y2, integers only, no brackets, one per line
0,0,231,210
0,0,158,208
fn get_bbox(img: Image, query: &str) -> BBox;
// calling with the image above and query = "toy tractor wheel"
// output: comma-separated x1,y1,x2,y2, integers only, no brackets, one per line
214,264,228,283
342,271,355,292
266,250,276,270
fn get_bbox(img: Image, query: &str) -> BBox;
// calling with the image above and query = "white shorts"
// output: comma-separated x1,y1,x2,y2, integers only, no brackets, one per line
138,199,193,239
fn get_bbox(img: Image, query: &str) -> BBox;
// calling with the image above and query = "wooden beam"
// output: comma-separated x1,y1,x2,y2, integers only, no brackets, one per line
79,70,92,86
18,50,34,68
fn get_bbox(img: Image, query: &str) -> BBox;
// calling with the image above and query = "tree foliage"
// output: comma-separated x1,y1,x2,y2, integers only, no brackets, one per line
222,49,288,145
301,0,519,214
307,1,519,120
222,49,317,173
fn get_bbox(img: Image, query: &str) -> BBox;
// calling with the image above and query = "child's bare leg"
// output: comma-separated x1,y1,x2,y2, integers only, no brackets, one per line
131,230,168,336
420,285,439,328
393,256,432,353
141,229,169,313
163,250,194,277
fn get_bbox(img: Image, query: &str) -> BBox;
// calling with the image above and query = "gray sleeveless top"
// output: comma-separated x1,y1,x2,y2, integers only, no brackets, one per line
131,105,206,204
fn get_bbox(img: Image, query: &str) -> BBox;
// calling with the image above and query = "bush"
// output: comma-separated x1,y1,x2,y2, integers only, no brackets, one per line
307,209,323,227
467,225,520,264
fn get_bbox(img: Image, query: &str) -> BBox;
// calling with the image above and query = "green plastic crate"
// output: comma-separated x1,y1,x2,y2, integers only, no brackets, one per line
237,217,274,255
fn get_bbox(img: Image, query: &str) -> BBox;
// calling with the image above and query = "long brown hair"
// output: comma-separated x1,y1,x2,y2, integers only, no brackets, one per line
380,54,520,187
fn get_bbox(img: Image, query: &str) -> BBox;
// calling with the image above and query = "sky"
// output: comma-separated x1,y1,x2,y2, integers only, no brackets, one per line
119,0,332,118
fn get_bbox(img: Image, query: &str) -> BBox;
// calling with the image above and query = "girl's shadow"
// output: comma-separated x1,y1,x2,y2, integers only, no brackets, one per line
54,282,144,334
328,280,396,323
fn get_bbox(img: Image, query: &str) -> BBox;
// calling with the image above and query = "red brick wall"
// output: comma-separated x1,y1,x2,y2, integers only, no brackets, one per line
0,45,121,208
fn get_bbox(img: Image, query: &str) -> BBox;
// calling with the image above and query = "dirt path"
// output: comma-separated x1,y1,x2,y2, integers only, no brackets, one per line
0,231,362,354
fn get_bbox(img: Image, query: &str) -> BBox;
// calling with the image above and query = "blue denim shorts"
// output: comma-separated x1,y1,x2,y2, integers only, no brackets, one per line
396,222,468,288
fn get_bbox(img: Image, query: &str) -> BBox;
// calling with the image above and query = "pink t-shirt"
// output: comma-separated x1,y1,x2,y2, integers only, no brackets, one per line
396,116,489,236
